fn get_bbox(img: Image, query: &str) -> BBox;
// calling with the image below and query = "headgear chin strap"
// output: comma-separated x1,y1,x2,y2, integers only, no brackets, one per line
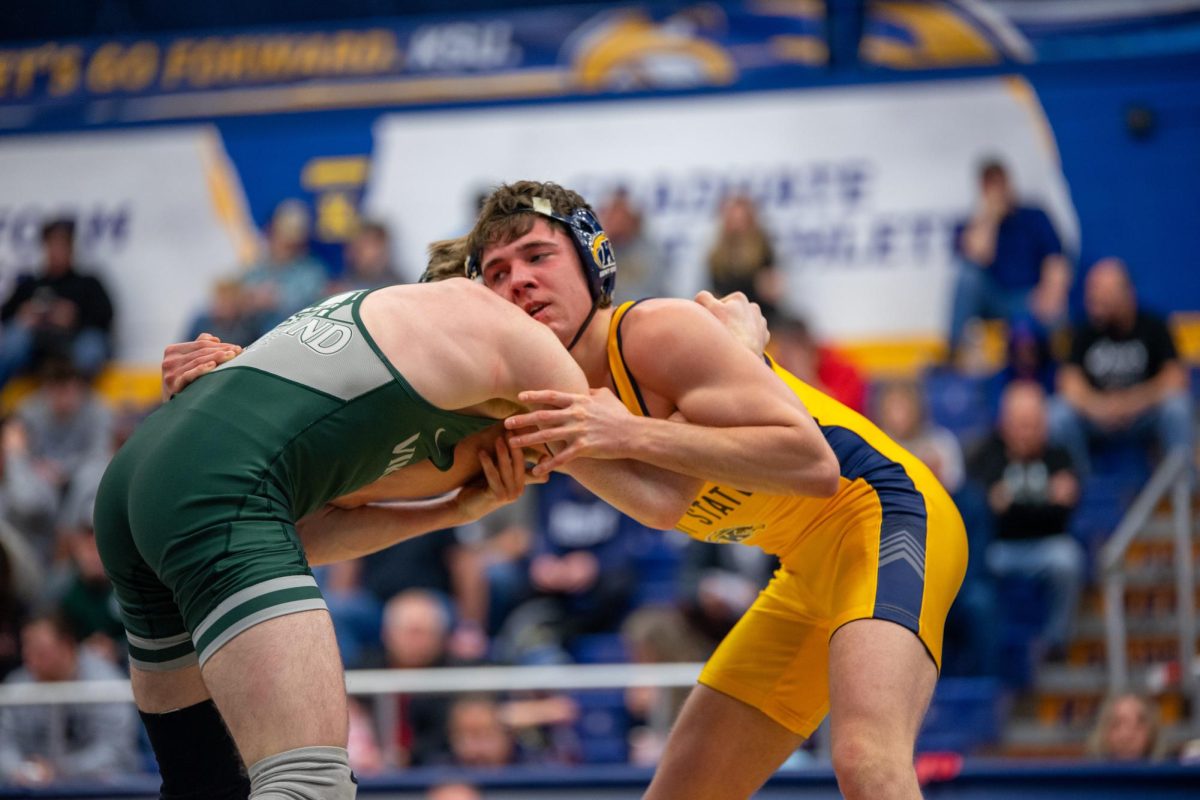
466,196,617,350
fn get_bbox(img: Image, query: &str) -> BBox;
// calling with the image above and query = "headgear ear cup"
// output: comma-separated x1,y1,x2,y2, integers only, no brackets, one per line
564,206,617,305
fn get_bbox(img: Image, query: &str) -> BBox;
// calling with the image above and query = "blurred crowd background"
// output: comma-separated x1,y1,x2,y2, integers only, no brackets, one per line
0,0,1199,796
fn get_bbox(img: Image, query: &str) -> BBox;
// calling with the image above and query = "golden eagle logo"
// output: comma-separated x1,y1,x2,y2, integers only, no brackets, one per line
706,524,762,544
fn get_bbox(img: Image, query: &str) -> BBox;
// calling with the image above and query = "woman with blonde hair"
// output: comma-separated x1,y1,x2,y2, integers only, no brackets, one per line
706,195,782,315
1087,693,1165,761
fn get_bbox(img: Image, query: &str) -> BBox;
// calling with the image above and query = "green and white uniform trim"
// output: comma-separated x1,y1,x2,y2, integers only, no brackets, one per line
125,632,198,673
95,290,496,668
189,575,327,666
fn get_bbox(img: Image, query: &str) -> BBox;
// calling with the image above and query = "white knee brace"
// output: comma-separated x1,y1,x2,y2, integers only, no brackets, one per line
249,746,356,800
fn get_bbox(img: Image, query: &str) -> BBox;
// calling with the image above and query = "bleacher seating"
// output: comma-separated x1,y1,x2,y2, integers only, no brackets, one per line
918,677,1003,754
571,689,630,764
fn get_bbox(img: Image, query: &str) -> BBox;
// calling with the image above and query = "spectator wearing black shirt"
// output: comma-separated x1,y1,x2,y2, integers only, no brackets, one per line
0,219,114,383
1048,258,1192,475
971,381,1083,657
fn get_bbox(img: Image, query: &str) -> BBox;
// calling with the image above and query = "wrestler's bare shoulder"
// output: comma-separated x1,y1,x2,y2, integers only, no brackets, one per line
364,278,517,324
358,279,542,413
619,296,728,348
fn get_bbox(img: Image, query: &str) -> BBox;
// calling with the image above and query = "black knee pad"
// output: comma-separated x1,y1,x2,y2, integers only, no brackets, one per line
140,699,250,800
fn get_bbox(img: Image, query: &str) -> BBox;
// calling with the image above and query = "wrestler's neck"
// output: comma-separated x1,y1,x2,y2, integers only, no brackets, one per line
570,305,616,390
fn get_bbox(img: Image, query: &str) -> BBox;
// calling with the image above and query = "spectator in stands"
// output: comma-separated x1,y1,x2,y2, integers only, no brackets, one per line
428,784,482,800
1048,258,1192,476
332,220,401,293
184,278,261,348
14,359,113,499
241,199,328,331
769,315,867,414
445,694,517,768
679,539,775,646
495,474,642,665
597,188,665,303
358,524,489,662
0,521,41,678
874,380,965,494
949,159,1071,362
312,560,382,670
985,317,1058,421
970,381,1083,660
345,698,384,777
46,467,125,666
0,613,137,785
373,589,458,767
621,607,712,766
706,195,782,316
1087,693,1164,762
378,588,455,667
0,417,59,568
0,218,114,384
442,692,579,769
456,495,536,639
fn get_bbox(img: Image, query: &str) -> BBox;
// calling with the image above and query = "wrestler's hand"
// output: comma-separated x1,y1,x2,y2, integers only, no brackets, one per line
505,388,633,475
454,436,544,523
161,333,242,400
695,290,769,354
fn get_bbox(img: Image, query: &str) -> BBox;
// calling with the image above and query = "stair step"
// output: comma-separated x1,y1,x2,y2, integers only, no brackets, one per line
1003,720,1087,746
992,497,1200,759
1135,517,1200,542
1034,664,1112,693
1073,614,1194,638
1081,584,1200,615
1001,719,1200,751
1065,637,1198,669
1090,565,1200,588
1123,537,1199,566
1012,690,1190,738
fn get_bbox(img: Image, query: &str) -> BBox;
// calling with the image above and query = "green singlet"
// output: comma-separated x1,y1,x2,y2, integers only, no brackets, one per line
94,290,496,669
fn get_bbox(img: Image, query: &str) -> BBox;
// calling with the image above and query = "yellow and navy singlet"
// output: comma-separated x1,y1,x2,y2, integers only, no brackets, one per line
606,300,965,639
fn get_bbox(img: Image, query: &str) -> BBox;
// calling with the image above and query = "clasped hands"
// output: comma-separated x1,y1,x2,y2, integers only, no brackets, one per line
505,386,637,476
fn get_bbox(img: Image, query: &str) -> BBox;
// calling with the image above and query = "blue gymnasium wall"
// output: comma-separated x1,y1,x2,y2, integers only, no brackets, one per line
1028,53,1200,315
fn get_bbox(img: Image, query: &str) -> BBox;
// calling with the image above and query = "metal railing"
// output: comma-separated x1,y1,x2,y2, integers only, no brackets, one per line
0,662,708,774
1100,449,1196,706
0,661,706,706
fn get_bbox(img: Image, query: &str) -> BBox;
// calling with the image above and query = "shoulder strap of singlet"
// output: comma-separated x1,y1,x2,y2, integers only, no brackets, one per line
606,300,652,418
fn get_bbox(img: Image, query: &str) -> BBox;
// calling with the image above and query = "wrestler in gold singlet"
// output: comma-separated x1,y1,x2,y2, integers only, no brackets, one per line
607,300,969,736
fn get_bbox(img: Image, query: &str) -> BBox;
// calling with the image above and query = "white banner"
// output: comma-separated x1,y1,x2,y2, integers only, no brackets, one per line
367,76,1078,343
0,127,255,364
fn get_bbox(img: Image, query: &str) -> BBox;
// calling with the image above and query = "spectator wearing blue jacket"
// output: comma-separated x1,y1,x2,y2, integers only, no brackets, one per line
949,160,1071,361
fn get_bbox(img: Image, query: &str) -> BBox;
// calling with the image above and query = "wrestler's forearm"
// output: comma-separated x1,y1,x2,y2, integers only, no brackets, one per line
563,458,702,531
297,499,468,566
618,414,839,497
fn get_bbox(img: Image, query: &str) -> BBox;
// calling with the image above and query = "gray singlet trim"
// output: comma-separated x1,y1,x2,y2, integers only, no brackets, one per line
129,650,200,673
125,631,193,650
193,575,319,643
197,598,328,667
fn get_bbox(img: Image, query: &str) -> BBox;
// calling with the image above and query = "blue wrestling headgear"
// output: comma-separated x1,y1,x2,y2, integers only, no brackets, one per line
465,195,616,351
465,196,617,306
